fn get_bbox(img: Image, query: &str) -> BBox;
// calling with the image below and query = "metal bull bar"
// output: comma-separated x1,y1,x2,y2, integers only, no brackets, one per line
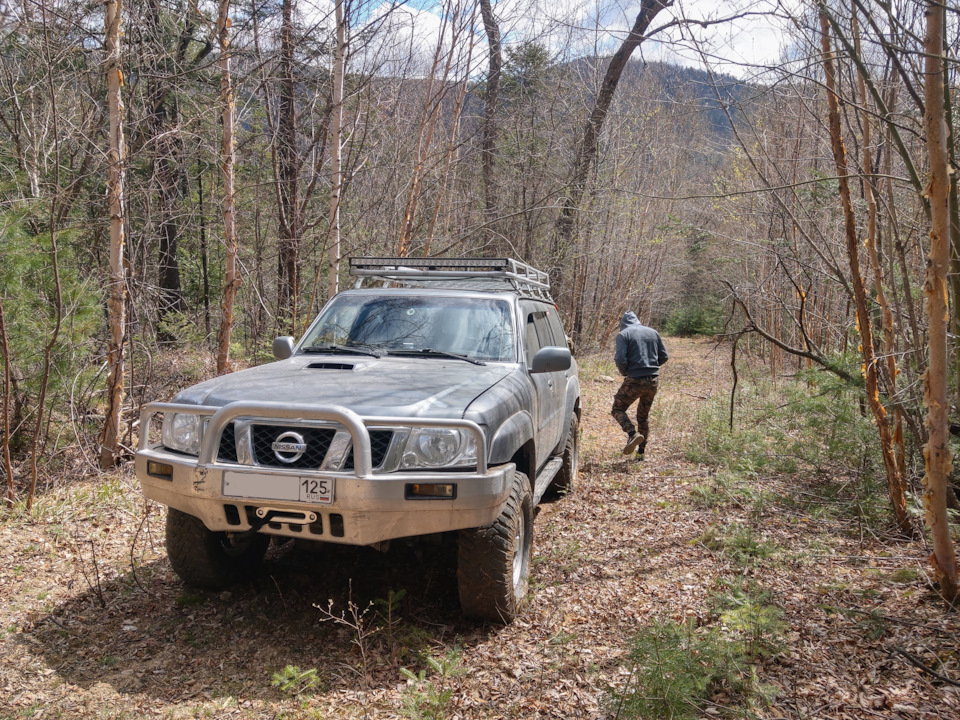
138,401,488,476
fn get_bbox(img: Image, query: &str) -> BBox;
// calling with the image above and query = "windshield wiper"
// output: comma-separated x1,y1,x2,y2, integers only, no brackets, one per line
302,343,384,358
388,348,486,365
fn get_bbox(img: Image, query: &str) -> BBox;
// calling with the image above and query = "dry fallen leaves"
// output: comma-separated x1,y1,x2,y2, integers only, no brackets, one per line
0,339,958,719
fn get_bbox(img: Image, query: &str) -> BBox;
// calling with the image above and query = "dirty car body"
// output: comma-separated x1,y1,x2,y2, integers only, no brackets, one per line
135,258,581,622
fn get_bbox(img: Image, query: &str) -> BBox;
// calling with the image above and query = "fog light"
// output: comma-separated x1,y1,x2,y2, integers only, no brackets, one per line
147,461,173,480
405,483,456,499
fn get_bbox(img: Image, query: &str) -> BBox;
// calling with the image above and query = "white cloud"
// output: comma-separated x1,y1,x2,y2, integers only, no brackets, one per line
387,0,798,78
647,0,801,77
225,0,798,81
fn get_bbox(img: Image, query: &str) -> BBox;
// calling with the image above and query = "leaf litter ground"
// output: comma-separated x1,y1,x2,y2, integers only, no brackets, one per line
1,338,958,719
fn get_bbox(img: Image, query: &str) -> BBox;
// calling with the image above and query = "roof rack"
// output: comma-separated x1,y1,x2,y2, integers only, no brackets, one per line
348,257,554,301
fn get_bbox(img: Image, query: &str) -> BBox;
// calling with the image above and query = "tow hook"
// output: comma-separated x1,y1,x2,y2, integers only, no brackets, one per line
232,507,318,540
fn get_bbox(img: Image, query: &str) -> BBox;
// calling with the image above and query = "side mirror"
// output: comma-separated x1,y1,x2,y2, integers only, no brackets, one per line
530,346,572,373
273,336,295,360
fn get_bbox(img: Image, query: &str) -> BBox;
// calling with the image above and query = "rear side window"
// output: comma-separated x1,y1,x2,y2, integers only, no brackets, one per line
524,311,542,364
545,308,568,349
523,301,565,363
532,313,555,348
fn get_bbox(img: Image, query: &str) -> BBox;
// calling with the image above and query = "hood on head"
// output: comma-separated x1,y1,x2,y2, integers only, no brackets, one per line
620,311,639,330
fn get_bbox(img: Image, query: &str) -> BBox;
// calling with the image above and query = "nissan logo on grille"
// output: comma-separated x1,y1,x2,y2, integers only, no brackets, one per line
272,431,307,464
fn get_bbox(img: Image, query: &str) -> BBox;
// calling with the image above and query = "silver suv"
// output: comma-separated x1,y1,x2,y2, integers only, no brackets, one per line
135,258,581,622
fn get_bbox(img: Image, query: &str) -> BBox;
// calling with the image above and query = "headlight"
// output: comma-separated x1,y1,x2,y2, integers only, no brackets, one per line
401,428,478,469
161,413,203,455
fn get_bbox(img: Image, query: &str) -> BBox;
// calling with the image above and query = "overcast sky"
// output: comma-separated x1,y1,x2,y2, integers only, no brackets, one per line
286,0,799,79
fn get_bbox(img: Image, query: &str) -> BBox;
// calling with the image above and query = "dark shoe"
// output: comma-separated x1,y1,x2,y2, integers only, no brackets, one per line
635,451,645,461
622,433,645,455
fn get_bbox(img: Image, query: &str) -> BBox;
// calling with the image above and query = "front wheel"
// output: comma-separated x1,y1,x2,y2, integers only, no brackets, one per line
165,508,269,589
457,471,533,623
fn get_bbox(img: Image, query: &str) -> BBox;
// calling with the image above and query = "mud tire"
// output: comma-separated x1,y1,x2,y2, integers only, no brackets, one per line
552,414,579,495
457,471,533,623
165,508,269,589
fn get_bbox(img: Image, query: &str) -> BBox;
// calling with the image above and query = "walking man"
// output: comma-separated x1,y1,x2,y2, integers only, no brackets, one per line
612,311,668,459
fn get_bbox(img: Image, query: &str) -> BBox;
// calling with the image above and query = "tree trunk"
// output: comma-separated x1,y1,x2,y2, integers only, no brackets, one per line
28,0,66,508
327,0,345,300
148,0,187,330
478,0,501,226
851,2,906,478
555,0,671,255
941,17,960,422
100,0,127,470
216,0,238,374
198,170,210,337
277,0,300,334
921,0,959,604
0,295,13,507
819,9,911,535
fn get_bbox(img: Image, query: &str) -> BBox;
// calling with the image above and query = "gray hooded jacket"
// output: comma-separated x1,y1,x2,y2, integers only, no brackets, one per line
614,312,668,378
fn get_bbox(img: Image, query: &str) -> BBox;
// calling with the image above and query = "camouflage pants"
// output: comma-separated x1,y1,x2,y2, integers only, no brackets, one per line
611,376,659,452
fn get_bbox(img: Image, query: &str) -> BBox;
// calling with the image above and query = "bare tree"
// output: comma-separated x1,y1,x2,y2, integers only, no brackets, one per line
100,0,128,470
276,0,301,333
818,6,910,534
920,0,958,603
216,0,238,374
554,0,672,261
478,0,501,225
0,293,13,508
327,0,345,299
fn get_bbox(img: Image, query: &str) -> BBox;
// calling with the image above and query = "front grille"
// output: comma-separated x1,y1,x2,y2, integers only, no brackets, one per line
343,430,394,470
217,423,238,462
251,425,336,469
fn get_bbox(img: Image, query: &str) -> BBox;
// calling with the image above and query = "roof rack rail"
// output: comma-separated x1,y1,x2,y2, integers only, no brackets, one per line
348,257,553,301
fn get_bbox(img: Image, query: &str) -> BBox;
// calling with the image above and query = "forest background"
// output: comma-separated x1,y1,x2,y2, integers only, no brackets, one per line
2,0,960,609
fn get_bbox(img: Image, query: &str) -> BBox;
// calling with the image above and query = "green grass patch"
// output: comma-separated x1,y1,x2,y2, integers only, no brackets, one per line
709,578,786,661
684,364,912,533
692,523,778,567
609,616,779,720
271,665,325,696
887,567,919,584
686,367,880,480
175,592,207,608
400,647,465,720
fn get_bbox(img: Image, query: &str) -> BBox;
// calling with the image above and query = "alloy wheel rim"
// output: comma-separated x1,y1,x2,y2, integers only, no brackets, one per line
512,511,527,592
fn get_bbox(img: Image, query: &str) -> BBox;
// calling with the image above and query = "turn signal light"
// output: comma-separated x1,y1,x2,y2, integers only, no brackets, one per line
405,483,456,499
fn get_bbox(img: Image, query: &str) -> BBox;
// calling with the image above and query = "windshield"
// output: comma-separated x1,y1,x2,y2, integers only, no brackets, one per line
301,294,516,362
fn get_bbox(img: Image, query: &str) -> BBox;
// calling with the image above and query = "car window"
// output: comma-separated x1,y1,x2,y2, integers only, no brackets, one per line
532,312,555,349
524,312,541,365
545,307,568,349
302,295,516,362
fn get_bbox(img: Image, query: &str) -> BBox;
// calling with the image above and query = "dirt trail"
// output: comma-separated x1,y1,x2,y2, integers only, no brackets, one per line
1,338,958,718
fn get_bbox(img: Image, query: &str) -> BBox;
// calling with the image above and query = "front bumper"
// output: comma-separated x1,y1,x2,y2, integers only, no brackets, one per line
135,401,515,545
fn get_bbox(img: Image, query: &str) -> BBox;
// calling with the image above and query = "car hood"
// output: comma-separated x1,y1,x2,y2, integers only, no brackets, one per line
171,356,517,419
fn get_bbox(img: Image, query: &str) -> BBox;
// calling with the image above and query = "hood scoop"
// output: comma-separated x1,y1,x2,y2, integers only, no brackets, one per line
306,361,357,371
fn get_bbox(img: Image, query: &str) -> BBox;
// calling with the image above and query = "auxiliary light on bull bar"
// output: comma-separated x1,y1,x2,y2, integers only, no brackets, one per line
146,461,173,480
405,483,457,499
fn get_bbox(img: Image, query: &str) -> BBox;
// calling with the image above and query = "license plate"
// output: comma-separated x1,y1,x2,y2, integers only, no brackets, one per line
223,471,334,505
298,477,333,503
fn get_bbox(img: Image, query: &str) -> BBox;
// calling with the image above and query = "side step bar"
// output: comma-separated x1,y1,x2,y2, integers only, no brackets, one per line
532,457,563,504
